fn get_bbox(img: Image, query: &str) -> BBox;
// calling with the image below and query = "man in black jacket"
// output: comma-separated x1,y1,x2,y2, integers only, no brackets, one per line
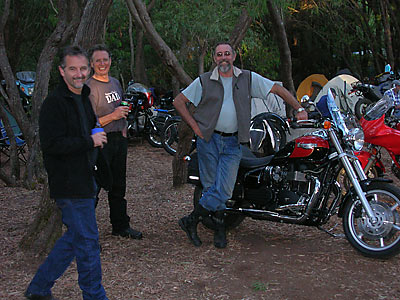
25,46,109,300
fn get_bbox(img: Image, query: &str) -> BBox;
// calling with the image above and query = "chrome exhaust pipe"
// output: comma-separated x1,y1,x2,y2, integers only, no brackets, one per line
226,177,321,224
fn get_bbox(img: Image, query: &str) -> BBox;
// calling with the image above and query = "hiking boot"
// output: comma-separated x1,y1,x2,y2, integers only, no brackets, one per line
179,214,202,247
178,204,210,247
112,227,143,239
24,291,58,300
212,211,227,249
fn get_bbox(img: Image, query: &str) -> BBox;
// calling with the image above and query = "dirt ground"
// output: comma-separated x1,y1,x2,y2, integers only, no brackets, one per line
1,140,400,300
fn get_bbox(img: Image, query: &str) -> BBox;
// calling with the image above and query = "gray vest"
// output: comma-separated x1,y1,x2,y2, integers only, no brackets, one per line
194,69,252,143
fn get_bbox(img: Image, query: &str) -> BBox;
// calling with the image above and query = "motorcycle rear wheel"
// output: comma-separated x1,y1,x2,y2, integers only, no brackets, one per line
343,182,400,258
161,118,180,155
193,185,245,231
146,115,167,148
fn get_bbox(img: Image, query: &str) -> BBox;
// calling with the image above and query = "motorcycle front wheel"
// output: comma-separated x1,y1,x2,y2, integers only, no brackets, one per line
193,186,245,231
343,182,400,258
354,97,373,120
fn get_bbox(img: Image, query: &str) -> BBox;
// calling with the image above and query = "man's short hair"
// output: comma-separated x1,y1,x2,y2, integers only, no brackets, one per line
88,44,111,61
59,45,89,69
213,42,235,56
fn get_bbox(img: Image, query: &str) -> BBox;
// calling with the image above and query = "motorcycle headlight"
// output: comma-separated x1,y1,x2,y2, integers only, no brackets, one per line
342,113,364,151
345,127,364,151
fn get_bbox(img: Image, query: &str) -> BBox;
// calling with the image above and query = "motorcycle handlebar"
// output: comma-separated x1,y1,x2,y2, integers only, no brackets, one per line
289,118,321,129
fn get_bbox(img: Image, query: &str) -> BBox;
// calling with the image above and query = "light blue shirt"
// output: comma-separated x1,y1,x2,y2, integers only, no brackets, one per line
182,71,274,133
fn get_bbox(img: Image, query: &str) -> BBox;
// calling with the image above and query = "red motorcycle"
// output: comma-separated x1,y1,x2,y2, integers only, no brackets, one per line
186,91,400,258
358,95,400,180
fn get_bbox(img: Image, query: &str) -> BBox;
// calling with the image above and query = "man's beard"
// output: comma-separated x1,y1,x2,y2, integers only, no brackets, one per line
218,61,232,73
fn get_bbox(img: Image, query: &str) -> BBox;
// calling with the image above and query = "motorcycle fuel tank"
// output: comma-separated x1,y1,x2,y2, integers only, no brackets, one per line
289,135,329,161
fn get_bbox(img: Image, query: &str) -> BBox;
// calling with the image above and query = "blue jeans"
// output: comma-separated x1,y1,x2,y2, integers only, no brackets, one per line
197,133,242,211
26,197,108,300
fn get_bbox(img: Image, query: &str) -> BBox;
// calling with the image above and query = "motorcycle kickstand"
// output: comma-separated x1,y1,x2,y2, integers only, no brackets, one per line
317,224,345,238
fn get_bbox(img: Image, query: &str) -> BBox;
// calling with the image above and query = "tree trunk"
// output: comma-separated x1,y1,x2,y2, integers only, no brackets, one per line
126,0,192,86
380,0,395,69
73,0,113,49
131,0,156,84
229,8,253,50
134,29,149,84
266,0,296,117
19,183,62,256
128,10,135,80
172,109,194,186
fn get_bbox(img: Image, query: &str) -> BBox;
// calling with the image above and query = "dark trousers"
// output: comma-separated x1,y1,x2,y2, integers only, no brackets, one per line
98,132,130,232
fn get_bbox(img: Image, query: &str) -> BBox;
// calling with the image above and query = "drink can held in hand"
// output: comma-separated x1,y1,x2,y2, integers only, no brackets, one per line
91,127,104,135
120,100,129,107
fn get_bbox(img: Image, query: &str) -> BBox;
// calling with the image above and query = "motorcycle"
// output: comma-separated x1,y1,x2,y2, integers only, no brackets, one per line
1,71,35,114
186,90,400,258
359,95,400,180
352,66,399,119
124,82,171,147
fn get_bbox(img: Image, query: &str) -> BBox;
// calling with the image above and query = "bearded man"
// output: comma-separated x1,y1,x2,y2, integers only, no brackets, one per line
173,42,307,249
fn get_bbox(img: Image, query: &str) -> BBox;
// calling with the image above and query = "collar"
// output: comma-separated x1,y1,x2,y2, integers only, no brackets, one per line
58,78,90,99
210,66,242,81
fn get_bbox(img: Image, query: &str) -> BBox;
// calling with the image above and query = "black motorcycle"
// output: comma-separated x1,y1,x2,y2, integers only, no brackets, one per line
352,70,399,119
186,91,400,259
124,82,171,147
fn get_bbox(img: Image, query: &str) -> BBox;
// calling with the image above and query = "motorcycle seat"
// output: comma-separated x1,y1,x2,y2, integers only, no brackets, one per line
240,145,274,169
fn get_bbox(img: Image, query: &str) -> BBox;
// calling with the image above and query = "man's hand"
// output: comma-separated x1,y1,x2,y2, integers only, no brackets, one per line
296,110,308,120
91,131,107,148
113,106,129,120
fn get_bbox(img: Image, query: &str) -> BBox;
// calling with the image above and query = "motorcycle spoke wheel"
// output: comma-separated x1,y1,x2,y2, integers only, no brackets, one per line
162,119,180,155
343,182,400,258
146,128,163,148
146,115,166,148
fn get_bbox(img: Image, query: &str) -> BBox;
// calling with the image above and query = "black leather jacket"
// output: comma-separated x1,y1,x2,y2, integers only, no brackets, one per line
39,79,97,199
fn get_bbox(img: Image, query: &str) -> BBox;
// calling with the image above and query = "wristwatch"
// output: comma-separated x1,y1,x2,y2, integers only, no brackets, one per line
296,107,305,114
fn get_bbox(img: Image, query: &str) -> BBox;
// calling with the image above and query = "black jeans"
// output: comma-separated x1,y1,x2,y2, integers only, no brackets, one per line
98,132,130,232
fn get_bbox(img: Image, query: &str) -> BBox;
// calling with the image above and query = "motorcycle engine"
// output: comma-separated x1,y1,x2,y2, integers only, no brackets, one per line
242,164,312,214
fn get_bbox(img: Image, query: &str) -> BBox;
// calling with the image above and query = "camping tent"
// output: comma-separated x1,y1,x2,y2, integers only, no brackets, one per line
296,74,329,102
314,74,360,113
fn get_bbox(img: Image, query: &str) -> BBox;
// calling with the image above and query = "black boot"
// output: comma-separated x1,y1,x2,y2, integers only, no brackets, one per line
179,204,209,247
212,211,227,249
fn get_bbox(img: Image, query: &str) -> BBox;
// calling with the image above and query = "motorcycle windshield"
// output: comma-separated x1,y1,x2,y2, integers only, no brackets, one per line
16,71,36,84
327,89,348,134
363,95,393,121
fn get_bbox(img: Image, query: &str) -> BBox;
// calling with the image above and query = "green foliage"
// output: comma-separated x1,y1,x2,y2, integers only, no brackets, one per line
151,0,245,76
104,0,132,81
4,0,400,94
251,281,268,292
